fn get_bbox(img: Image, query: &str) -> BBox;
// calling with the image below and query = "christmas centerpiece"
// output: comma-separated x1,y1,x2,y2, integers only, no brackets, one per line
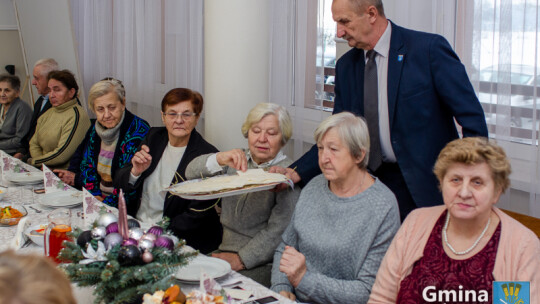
59,190,197,304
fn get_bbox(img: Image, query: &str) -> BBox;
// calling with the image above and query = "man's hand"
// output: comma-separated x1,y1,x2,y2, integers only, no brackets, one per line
131,145,152,177
13,153,23,160
269,166,301,191
211,252,245,271
53,169,76,186
279,245,307,288
216,149,248,172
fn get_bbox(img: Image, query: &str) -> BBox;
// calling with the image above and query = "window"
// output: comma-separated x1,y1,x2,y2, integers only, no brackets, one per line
315,0,337,111
466,0,539,145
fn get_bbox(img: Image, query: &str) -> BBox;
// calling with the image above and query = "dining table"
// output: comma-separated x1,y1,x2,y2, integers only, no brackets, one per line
0,177,295,304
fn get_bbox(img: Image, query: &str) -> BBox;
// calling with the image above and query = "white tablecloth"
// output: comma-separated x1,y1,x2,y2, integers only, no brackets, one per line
0,184,294,304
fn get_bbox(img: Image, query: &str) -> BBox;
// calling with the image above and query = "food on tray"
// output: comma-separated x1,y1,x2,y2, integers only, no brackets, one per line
169,169,288,195
0,205,26,225
142,285,186,304
186,291,225,304
1,206,24,219
29,225,47,236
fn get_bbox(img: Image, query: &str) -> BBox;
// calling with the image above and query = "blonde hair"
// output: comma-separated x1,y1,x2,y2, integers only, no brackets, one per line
88,78,126,111
241,103,292,145
433,137,511,193
314,112,370,169
0,250,76,304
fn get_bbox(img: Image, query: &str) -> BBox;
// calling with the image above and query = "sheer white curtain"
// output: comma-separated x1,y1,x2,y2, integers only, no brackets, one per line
458,0,540,217
71,0,204,127
268,0,331,161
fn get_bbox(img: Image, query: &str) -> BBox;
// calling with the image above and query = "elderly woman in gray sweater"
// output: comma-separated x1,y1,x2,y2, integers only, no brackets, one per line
0,75,32,155
270,112,400,303
186,103,300,287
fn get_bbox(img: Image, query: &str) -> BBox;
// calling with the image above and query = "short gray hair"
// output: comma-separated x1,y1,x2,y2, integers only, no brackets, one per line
241,103,293,146
314,112,370,169
88,78,126,111
34,58,59,76
347,0,385,17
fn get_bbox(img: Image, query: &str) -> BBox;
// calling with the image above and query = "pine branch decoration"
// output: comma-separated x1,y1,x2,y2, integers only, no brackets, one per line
60,226,197,304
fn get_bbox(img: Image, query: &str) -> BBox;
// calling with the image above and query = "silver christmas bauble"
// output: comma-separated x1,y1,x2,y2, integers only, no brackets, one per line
104,233,123,250
97,213,118,228
128,227,144,240
140,233,157,243
138,239,154,251
91,226,107,240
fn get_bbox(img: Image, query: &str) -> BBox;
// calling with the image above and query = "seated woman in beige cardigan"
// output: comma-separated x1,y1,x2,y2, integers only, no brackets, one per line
369,137,540,303
28,70,90,170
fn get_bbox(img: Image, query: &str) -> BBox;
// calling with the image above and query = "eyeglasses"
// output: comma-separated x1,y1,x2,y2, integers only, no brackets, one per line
162,112,197,120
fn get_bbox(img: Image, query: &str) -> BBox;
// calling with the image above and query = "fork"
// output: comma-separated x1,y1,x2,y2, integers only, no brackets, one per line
28,206,42,213
21,238,33,248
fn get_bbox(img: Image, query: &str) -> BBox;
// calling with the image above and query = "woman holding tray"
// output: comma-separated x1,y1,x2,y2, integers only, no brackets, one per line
115,88,222,254
186,103,301,287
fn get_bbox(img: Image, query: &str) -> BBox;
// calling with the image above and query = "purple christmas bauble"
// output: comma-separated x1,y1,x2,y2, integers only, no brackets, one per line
104,233,123,250
122,238,138,246
147,226,163,236
128,228,144,240
142,251,153,263
154,236,174,251
161,234,179,246
106,222,119,234
127,218,141,229
140,233,157,243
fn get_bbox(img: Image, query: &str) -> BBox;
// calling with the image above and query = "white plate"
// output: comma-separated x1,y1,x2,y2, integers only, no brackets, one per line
39,191,83,208
6,172,43,185
174,256,231,282
171,182,280,200
24,224,47,247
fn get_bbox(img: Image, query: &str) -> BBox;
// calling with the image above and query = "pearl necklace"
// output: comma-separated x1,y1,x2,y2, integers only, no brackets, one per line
442,211,491,256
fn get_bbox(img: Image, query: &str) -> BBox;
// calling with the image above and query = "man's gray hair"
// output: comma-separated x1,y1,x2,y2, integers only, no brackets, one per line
349,0,385,17
34,58,59,76
314,112,370,169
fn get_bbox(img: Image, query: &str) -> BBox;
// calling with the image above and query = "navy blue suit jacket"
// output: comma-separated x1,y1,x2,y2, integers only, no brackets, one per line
292,21,488,208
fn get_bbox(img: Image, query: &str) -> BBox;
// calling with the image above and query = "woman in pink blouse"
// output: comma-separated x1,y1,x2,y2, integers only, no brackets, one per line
369,137,540,303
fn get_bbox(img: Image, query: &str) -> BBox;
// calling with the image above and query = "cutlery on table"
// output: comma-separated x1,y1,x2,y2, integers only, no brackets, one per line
28,206,42,213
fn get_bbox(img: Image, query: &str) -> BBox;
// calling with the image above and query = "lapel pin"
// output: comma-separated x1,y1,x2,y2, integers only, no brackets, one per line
398,54,404,62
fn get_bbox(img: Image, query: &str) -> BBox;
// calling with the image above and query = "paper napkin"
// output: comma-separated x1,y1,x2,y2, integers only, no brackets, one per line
10,216,30,249
0,150,38,181
82,188,119,229
42,164,76,193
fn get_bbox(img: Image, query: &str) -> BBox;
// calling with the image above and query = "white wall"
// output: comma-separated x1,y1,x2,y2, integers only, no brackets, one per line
14,0,85,107
0,0,17,29
0,0,30,102
204,0,270,151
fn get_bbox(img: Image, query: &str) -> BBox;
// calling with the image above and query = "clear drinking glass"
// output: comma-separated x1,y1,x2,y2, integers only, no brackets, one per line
44,208,72,263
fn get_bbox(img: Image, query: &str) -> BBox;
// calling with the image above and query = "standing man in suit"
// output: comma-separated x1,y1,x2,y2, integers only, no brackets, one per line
277,0,488,221
14,58,58,160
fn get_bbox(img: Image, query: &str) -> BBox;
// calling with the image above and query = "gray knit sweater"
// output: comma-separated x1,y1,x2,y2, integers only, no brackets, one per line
270,174,400,304
0,98,32,154
185,152,300,269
